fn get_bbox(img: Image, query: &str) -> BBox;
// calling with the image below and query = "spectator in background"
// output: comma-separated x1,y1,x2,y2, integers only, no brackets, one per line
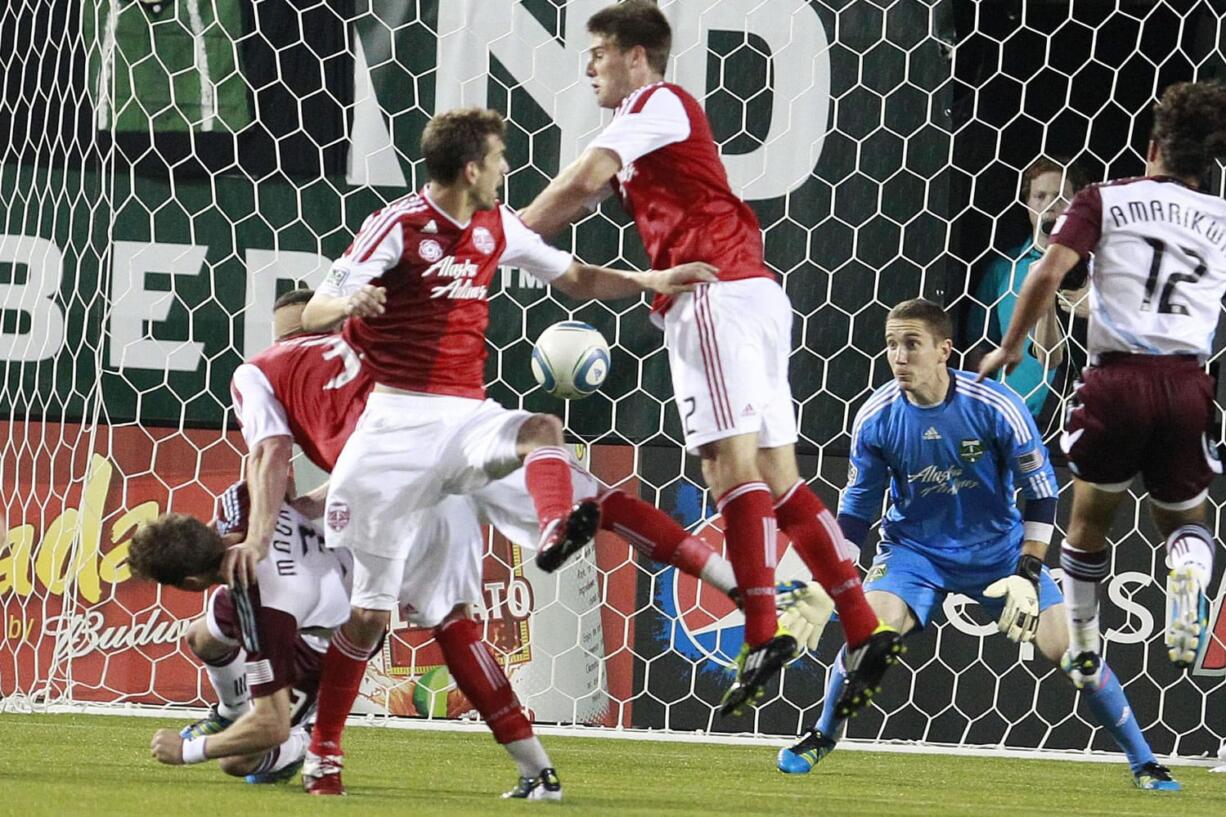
966,157,1090,422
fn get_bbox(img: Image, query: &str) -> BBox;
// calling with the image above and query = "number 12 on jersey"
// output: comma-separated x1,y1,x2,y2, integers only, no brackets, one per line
1141,238,1208,315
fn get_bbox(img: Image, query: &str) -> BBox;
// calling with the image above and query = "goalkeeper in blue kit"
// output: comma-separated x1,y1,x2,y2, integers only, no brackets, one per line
778,299,1178,791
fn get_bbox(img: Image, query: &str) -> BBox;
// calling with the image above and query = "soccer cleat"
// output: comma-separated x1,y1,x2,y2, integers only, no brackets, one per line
1133,761,1181,792
1165,565,1209,668
718,630,799,718
246,757,304,785
502,767,563,801
835,622,904,719
777,728,837,774
179,703,234,739
302,750,346,796
535,500,601,573
1060,650,1104,690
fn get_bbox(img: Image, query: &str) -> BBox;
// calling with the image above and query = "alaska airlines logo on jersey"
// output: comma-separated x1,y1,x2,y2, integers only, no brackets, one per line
907,464,979,496
959,439,984,463
422,256,488,300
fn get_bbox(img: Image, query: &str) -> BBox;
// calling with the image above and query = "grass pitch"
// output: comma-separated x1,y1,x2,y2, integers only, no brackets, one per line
3,713,1224,817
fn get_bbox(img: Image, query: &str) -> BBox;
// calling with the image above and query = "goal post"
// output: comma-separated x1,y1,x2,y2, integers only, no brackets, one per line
2,0,1224,761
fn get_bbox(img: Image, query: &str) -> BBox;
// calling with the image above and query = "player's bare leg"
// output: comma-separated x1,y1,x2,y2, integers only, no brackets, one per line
779,591,912,773
434,605,562,800
1149,499,1214,667
1035,603,1179,790
1060,478,1127,659
304,607,388,796
518,413,601,572
703,433,797,716
180,617,250,738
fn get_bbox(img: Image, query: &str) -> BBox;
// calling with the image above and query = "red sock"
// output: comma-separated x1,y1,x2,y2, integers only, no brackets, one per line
717,482,778,647
309,627,374,756
523,446,575,529
774,482,877,646
599,489,717,576
436,617,533,744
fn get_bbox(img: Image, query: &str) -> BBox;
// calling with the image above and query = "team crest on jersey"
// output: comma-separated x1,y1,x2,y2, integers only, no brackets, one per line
959,439,984,463
847,462,859,484
418,238,443,262
326,502,350,532
472,227,495,255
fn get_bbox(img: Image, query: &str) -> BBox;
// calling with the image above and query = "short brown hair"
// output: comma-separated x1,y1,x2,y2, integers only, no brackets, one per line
273,287,314,311
1019,156,1089,202
887,298,953,341
588,1,672,75
420,108,506,186
128,513,224,587
1151,81,1226,180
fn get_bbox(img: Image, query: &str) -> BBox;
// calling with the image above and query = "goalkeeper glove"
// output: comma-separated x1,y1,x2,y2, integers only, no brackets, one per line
984,554,1042,643
777,580,835,651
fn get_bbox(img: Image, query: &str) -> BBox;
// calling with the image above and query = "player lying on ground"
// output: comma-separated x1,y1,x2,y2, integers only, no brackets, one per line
779,300,1179,792
978,81,1226,671
128,485,349,784
518,0,901,717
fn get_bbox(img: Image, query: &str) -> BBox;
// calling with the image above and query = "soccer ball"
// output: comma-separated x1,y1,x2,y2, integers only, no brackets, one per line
531,321,611,399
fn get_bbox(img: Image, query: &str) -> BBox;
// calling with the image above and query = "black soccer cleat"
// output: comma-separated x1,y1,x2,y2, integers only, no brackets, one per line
835,623,905,719
502,767,563,801
719,631,798,718
535,500,601,573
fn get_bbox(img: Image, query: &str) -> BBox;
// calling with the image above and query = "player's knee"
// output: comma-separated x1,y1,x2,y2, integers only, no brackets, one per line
344,607,389,650
218,754,261,777
184,617,228,662
517,413,564,450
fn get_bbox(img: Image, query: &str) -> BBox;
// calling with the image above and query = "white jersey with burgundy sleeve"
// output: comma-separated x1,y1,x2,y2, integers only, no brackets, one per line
1051,176,1226,360
318,188,571,398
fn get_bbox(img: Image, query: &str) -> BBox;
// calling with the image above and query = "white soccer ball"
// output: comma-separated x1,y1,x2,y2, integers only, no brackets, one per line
531,321,611,399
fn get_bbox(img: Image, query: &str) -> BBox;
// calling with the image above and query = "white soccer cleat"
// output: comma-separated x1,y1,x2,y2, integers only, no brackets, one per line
1165,564,1208,668
502,767,563,801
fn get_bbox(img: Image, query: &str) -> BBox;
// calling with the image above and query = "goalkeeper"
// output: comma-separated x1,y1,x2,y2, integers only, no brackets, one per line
778,298,1178,792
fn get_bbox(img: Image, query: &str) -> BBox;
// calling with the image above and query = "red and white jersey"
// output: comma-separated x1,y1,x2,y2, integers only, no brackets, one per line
230,333,374,472
587,82,773,316
318,188,572,398
1052,176,1226,360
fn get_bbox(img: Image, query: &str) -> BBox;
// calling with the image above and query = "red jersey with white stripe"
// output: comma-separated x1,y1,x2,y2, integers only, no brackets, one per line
230,333,374,472
319,189,572,398
1051,176,1226,360
588,82,773,315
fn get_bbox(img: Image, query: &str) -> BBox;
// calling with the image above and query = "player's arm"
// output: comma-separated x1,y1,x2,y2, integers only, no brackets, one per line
984,390,1059,643
301,285,387,332
289,479,329,520
518,148,621,239
551,259,719,301
151,687,291,765
301,211,406,332
836,412,892,554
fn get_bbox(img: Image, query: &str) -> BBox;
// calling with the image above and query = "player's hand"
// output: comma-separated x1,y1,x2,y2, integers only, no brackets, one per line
777,580,835,651
984,575,1040,643
150,729,185,765
346,284,387,318
976,345,1024,381
221,538,265,588
649,262,719,295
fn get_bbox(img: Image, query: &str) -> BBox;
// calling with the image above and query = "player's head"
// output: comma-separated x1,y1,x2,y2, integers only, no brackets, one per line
1148,81,1226,184
586,1,671,108
273,287,314,340
421,108,508,211
128,513,225,591
885,299,953,397
1020,157,1087,244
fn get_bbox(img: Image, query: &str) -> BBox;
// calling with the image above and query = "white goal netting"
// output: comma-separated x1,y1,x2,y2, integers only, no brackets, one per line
2,0,1224,760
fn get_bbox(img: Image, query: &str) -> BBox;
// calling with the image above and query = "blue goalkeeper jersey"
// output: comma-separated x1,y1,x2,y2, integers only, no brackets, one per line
840,369,1058,564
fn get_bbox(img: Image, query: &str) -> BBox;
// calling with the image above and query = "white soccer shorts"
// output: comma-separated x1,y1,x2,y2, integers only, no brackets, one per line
663,278,799,454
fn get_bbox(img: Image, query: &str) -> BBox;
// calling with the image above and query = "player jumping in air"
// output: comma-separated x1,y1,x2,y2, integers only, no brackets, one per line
778,299,1179,791
519,0,901,718
979,81,1226,676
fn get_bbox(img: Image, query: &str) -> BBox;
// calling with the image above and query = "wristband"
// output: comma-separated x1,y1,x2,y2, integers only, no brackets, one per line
181,736,208,764
1016,554,1043,586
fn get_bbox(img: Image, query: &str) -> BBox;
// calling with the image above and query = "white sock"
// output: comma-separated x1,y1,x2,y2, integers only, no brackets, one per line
202,647,250,720
1061,573,1100,655
1167,524,1215,589
504,736,552,778
252,728,309,775
700,554,737,596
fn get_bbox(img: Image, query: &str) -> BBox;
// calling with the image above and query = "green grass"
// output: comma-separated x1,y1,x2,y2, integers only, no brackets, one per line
3,713,1225,817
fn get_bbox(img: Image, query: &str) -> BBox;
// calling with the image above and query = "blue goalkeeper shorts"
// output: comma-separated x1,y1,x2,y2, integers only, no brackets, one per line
862,540,1062,630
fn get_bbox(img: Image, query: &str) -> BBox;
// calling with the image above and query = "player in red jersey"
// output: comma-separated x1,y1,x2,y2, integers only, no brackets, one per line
979,81,1226,678
518,1,899,718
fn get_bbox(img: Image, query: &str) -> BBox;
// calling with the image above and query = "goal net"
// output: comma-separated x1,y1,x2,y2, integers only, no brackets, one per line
2,0,1224,761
